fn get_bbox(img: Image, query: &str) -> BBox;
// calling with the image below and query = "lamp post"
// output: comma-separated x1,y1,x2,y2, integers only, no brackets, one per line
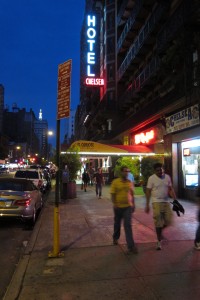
47,130,54,162
16,146,21,162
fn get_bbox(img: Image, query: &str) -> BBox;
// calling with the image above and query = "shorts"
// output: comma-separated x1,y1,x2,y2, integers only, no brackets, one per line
152,202,173,228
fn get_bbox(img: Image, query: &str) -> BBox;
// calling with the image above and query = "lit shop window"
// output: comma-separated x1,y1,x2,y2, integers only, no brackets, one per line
182,139,200,187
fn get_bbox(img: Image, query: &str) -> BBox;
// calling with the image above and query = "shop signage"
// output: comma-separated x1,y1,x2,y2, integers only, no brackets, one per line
166,104,199,134
183,148,190,156
85,15,104,87
70,140,126,153
69,140,153,154
123,136,129,145
134,130,155,144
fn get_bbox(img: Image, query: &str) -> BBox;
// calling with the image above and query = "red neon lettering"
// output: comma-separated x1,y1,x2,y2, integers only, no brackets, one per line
85,78,104,86
135,130,154,144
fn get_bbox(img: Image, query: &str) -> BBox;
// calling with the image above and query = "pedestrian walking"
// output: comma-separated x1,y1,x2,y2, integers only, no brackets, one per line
93,167,104,199
127,169,134,185
145,162,177,250
88,166,95,186
110,165,137,254
194,187,200,250
82,169,90,192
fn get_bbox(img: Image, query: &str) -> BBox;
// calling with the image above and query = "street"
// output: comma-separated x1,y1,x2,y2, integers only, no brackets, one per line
0,173,49,299
0,217,33,299
3,183,200,300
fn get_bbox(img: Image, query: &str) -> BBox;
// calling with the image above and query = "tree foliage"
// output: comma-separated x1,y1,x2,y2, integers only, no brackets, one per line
60,146,81,182
113,157,140,181
140,155,163,185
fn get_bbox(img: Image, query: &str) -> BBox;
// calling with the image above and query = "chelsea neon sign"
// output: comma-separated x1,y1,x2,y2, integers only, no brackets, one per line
85,15,104,86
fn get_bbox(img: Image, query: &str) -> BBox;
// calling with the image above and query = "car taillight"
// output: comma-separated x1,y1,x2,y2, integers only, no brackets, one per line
15,198,31,207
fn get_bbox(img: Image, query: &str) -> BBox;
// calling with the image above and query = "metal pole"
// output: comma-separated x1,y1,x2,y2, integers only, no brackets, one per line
48,119,64,258
55,119,60,207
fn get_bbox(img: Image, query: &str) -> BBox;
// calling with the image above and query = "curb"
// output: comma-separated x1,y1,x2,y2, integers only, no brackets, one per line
3,204,44,300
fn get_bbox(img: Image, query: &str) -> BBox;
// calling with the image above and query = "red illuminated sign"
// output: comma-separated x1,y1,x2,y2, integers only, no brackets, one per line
85,78,104,86
135,130,154,144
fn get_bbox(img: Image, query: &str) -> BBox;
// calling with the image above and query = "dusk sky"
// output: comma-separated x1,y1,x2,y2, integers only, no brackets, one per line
0,0,85,146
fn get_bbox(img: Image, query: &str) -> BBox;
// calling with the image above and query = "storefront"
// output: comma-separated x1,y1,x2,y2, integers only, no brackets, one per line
166,104,200,200
64,140,154,183
130,123,165,155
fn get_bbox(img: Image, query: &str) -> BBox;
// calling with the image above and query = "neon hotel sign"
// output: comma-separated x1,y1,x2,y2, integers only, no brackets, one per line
85,15,104,87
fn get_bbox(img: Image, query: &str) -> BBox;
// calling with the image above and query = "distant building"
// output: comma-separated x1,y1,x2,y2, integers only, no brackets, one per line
34,109,48,159
3,106,40,158
63,109,75,144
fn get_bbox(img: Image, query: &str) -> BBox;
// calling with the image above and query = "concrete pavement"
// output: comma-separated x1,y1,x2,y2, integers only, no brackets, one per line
4,183,200,300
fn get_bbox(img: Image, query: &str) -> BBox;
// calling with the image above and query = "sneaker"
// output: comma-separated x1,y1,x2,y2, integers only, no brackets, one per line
127,246,138,254
156,241,162,250
194,242,200,250
113,239,118,245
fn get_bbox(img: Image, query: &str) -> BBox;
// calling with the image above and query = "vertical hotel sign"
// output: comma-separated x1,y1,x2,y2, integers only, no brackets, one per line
85,15,104,87
57,59,72,120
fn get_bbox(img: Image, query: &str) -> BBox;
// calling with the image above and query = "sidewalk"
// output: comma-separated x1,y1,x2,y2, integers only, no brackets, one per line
4,183,200,300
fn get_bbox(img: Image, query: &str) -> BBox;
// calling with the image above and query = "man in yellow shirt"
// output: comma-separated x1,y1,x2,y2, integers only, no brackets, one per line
110,166,137,254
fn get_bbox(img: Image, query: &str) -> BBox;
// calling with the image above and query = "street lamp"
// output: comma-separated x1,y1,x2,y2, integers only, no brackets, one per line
16,146,21,157
47,131,54,162
48,131,53,136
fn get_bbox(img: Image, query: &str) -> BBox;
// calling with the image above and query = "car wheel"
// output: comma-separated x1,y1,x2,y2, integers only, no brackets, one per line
29,207,36,226
23,207,37,229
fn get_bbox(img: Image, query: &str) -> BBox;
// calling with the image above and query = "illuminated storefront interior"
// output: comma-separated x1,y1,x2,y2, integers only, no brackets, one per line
182,139,200,187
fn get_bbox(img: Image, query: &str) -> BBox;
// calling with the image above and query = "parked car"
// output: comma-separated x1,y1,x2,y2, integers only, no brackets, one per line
28,166,51,190
14,169,46,192
42,168,52,190
0,178,43,224
0,167,10,174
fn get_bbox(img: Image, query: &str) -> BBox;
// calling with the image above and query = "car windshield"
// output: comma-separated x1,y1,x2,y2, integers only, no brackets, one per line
15,171,39,179
0,182,26,191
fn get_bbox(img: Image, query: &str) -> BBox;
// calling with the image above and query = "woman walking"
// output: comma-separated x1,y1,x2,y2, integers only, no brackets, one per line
82,169,90,192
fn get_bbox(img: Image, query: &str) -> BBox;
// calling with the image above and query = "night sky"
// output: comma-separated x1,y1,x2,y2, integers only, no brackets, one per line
0,0,85,145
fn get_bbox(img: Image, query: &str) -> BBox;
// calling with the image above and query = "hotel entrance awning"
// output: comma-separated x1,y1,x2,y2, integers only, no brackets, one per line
67,140,154,156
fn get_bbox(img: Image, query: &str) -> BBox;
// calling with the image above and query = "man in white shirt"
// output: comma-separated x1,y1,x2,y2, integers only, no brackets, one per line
145,163,177,250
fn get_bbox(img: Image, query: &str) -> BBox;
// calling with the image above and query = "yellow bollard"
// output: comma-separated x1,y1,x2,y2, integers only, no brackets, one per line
48,207,64,258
